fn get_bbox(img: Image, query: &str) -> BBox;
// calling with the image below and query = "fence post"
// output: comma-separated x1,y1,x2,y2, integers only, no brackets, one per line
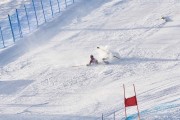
8,15,15,43
0,27,5,47
16,9,23,37
57,0,61,13
49,0,54,17
40,0,46,22
24,5,31,31
65,0,67,7
32,0,39,27
102,114,104,120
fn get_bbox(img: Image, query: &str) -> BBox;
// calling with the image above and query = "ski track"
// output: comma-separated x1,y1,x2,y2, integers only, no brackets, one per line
0,0,180,119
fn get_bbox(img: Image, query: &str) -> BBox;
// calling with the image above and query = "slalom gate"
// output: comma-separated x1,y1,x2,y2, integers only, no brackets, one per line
100,84,141,120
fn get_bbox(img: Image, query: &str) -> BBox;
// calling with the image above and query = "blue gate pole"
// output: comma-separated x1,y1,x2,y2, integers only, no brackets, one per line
73,0,75,3
49,0,54,17
57,0,61,13
65,0,67,8
0,27,5,47
24,5,31,31
32,0,39,27
8,15,15,43
40,0,46,22
16,9,23,37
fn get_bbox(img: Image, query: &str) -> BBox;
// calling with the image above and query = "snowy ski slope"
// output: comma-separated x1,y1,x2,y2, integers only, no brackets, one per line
0,0,180,119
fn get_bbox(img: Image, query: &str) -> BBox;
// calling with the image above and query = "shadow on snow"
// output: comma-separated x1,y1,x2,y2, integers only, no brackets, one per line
0,80,34,95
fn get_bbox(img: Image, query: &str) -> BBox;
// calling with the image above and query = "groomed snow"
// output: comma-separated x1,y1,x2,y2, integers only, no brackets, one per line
0,0,180,119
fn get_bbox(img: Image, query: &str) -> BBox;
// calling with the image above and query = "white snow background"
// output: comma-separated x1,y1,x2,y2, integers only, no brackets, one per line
0,0,180,119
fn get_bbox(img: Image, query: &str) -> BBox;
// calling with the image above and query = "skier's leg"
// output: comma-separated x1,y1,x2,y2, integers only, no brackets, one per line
102,58,109,64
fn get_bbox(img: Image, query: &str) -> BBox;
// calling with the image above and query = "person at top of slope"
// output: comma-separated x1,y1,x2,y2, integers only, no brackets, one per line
87,55,98,66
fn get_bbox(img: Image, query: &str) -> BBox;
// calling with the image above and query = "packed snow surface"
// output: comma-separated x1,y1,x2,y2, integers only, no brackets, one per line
0,0,180,119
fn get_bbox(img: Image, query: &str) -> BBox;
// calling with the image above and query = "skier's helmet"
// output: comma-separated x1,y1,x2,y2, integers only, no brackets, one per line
90,55,94,58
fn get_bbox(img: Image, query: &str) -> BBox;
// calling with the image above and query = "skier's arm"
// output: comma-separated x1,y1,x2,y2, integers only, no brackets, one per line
87,60,92,66
89,60,93,64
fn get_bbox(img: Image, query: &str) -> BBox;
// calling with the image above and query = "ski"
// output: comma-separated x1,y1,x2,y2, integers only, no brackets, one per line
72,65,86,67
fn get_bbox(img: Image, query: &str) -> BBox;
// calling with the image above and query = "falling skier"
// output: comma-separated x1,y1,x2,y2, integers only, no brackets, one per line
86,46,120,66
87,55,98,66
